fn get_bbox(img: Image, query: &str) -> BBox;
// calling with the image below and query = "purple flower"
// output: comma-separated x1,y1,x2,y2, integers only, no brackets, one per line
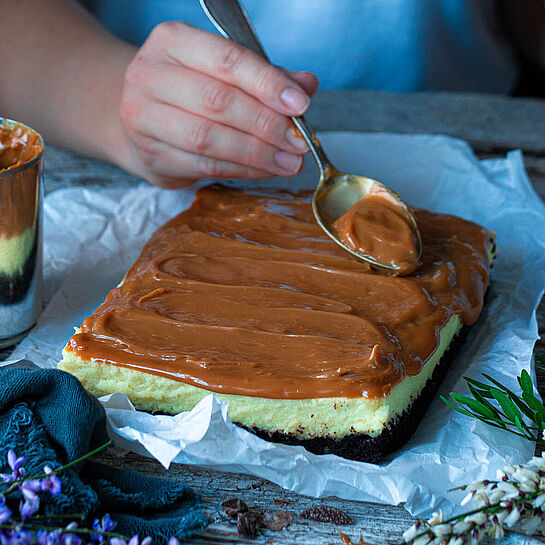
10,529,33,545
41,467,62,497
141,538,152,545
7,452,25,476
60,533,81,545
6,452,26,480
21,486,37,502
168,538,179,545
19,494,40,520
0,504,11,524
109,538,126,545
38,530,62,545
21,479,41,494
0,451,26,483
92,514,117,542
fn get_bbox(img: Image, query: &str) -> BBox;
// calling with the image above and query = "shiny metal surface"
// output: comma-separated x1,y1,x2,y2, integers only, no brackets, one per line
199,0,422,272
0,118,43,347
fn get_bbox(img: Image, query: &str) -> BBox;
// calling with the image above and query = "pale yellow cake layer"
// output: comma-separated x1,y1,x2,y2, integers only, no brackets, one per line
59,314,461,439
0,223,36,276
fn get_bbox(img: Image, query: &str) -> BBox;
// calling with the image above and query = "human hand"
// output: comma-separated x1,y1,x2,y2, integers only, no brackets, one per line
118,22,319,188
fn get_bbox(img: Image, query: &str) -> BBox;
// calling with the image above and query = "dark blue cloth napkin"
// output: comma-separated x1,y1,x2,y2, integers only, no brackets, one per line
0,367,206,543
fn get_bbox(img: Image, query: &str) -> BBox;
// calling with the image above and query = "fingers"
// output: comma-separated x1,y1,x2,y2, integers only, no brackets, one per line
142,22,312,116
283,70,320,98
134,137,274,189
143,64,309,154
120,21,318,188
129,102,305,178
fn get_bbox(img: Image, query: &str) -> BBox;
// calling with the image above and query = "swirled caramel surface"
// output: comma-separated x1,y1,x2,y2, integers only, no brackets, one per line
67,183,492,399
332,192,420,275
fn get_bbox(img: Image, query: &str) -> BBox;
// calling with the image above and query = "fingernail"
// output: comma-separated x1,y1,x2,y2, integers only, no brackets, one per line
280,88,309,114
274,151,302,173
286,127,309,152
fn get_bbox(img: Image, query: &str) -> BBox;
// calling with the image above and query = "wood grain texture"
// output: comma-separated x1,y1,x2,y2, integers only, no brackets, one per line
306,90,545,155
93,451,543,545
2,89,545,544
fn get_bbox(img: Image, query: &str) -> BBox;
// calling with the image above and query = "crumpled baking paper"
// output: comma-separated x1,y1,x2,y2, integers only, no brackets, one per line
5,133,545,517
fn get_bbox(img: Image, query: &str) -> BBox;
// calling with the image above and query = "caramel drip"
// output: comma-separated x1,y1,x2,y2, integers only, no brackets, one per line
67,184,492,399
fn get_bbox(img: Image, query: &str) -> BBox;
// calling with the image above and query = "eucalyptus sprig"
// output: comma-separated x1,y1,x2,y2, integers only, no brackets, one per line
441,353,545,444
441,369,545,443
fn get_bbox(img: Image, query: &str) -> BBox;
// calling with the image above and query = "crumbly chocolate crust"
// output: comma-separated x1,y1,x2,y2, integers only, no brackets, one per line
239,326,470,463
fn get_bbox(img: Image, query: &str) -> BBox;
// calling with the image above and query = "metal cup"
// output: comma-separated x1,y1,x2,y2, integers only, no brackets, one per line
0,118,44,347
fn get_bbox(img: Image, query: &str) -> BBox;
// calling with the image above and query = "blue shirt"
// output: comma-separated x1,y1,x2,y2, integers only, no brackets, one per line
85,0,518,93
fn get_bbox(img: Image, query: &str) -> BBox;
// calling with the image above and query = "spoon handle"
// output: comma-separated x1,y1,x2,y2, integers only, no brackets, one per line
199,0,333,179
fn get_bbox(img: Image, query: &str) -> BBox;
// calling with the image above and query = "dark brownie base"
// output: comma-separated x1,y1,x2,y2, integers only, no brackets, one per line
238,326,469,464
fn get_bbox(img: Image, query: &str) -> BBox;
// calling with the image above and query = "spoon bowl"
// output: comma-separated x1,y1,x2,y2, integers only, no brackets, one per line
200,0,422,274
312,169,422,273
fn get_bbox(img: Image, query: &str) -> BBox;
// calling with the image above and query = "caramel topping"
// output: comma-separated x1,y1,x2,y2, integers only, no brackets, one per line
67,184,492,399
332,192,419,275
0,122,43,239
0,124,42,172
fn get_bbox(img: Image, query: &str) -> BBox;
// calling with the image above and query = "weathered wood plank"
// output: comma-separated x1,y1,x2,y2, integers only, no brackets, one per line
306,90,545,155
94,451,544,545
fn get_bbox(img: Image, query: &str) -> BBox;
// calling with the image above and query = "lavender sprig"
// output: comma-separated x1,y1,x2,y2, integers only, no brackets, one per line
1,441,112,491
0,446,183,545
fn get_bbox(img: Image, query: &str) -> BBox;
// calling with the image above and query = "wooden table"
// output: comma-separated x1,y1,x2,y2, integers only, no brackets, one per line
5,90,545,544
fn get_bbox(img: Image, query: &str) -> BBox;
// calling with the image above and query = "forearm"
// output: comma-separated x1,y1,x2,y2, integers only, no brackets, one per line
0,0,136,167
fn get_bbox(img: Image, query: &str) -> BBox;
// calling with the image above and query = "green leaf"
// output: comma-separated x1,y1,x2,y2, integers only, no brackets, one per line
466,383,502,417
450,393,497,419
521,390,545,412
490,389,523,424
441,396,474,417
464,376,495,391
518,369,534,397
481,373,518,396
464,378,495,399
534,405,545,429
510,395,538,422
514,415,526,434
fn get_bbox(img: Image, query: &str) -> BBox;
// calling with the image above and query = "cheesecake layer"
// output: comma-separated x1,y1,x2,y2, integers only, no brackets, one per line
59,314,461,439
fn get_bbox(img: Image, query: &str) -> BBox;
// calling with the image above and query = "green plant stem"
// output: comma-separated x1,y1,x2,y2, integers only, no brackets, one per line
27,513,86,521
2,441,112,492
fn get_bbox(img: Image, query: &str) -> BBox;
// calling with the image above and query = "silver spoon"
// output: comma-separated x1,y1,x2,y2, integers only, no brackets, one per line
199,0,422,274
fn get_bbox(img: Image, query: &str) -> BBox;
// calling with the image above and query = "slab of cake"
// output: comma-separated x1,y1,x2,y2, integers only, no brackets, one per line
58,183,495,462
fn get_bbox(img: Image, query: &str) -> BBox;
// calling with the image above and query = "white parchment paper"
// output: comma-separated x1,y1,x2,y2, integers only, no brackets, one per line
6,133,545,517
